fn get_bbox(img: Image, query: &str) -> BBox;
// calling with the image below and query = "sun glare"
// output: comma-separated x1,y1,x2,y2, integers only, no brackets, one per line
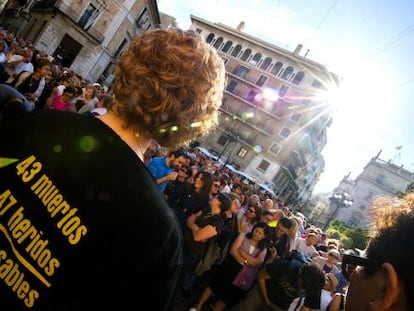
326,61,393,135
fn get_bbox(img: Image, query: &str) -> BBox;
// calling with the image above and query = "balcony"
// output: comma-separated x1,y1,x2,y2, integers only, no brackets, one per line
56,3,105,44
219,108,270,136
224,89,282,120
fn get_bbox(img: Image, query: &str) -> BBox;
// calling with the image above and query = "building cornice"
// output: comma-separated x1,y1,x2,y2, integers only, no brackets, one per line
191,14,339,86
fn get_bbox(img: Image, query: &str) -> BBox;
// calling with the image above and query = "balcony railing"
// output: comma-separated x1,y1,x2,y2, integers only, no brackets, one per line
224,89,282,120
57,3,105,43
219,108,270,136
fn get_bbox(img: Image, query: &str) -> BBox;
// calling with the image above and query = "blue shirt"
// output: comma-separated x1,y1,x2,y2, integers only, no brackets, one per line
147,156,174,192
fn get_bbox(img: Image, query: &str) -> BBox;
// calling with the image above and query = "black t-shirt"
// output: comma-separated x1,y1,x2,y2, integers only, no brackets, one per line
0,110,182,310
265,255,320,310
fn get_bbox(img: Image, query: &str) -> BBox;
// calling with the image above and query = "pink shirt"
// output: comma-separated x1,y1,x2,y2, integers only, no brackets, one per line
51,95,72,111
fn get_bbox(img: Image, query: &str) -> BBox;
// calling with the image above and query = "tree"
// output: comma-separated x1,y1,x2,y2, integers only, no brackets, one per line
396,182,414,198
325,220,369,250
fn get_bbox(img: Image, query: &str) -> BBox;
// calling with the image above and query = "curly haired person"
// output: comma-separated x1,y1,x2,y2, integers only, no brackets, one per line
0,27,225,311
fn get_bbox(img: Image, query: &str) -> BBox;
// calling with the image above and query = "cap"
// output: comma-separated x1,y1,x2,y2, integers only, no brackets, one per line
328,249,340,259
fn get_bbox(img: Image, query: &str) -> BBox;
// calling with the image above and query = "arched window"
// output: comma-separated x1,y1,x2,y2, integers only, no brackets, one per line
206,33,214,44
260,57,272,71
222,40,233,53
231,44,242,57
292,71,305,85
281,66,294,80
271,61,283,76
249,52,262,65
213,37,223,49
240,48,251,61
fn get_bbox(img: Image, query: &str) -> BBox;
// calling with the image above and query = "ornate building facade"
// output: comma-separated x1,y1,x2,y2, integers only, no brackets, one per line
190,15,339,205
0,0,160,82
332,152,414,228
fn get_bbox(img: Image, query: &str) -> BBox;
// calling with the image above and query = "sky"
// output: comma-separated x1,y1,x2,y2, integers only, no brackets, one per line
158,0,414,193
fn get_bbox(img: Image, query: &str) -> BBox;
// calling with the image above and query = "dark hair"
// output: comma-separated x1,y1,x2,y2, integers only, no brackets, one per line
232,183,242,191
278,217,293,230
245,222,271,249
35,57,51,71
169,148,187,158
63,86,75,95
366,194,414,309
195,171,213,197
227,192,241,203
216,193,232,213
299,263,325,295
245,204,262,223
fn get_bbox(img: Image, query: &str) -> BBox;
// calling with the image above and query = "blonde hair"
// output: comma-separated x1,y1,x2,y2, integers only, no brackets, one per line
111,28,225,149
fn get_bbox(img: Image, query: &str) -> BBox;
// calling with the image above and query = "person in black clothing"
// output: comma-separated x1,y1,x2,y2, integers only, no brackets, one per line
164,166,192,199
167,171,213,228
265,217,294,263
233,252,325,311
345,194,414,311
13,57,51,105
0,27,225,311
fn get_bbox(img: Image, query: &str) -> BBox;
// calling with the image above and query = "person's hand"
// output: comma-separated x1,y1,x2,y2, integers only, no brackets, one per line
168,171,178,181
269,247,277,259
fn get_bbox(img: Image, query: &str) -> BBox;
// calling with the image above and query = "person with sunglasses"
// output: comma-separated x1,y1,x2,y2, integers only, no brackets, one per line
0,28,225,311
313,248,341,275
344,193,414,311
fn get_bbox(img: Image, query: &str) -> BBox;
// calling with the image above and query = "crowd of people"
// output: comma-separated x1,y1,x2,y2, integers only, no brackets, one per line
143,145,356,311
0,27,111,114
1,25,413,311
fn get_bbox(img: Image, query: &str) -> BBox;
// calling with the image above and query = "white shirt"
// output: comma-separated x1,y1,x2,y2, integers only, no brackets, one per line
288,289,332,311
293,237,318,257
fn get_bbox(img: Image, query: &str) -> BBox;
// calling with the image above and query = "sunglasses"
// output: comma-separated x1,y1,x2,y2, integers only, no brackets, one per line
247,208,256,213
213,184,220,187
328,253,339,260
341,254,382,281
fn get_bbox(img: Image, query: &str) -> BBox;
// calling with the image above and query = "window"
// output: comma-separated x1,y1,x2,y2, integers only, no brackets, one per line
279,126,292,138
240,49,251,61
271,61,283,76
249,52,262,66
246,90,258,102
206,33,214,43
234,65,248,77
258,159,270,172
114,38,127,58
217,135,229,146
292,71,305,85
195,28,202,34
222,40,233,53
256,74,268,87
213,37,223,49
290,112,302,122
375,174,385,184
279,85,289,97
302,98,311,105
312,79,322,89
268,142,281,156
231,44,242,57
281,66,294,80
260,57,272,71
78,4,99,30
237,147,248,158
136,7,151,30
226,80,237,92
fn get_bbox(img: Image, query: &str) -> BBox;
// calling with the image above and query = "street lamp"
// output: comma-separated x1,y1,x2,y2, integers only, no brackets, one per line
217,128,240,162
326,191,353,227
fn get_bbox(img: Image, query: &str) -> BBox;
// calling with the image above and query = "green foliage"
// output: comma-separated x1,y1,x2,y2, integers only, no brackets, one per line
396,182,414,198
325,220,369,250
